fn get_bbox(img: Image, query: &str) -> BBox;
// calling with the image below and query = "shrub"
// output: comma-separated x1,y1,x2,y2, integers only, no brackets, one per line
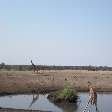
47,85,78,103
58,85,74,99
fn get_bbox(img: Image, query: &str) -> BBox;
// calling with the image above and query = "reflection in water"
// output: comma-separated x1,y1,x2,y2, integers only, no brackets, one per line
54,103,78,112
29,94,39,108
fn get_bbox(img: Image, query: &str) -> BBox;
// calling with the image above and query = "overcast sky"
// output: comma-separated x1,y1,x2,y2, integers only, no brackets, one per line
0,0,112,66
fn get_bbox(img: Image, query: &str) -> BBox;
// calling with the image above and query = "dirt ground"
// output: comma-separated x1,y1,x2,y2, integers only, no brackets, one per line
0,70,112,96
0,70,112,112
0,107,50,112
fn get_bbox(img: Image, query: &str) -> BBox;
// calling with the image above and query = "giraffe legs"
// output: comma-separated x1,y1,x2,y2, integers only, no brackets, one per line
33,67,36,73
83,100,90,112
88,103,92,112
87,103,100,112
36,69,39,74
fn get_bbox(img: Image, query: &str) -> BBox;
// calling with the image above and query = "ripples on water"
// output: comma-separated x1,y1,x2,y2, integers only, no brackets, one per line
0,93,112,112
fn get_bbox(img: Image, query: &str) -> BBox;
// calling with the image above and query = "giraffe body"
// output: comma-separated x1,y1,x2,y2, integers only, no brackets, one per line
31,60,39,73
83,81,98,112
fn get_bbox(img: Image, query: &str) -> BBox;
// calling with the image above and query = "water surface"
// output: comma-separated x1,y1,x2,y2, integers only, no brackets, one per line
0,93,112,112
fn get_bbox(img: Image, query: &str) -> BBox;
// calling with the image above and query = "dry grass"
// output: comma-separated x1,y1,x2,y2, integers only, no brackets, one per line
0,70,112,95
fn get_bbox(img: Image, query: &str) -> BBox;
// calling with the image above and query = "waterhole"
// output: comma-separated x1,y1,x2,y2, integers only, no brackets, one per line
0,93,112,112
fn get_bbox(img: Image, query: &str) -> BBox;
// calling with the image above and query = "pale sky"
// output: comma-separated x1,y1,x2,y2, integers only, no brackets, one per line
0,0,112,66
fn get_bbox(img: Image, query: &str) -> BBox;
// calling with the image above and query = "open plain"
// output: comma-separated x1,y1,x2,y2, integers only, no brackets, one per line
0,70,112,95
0,70,112,112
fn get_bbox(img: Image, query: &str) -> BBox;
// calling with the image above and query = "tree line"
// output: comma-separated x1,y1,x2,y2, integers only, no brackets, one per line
0,62,112,71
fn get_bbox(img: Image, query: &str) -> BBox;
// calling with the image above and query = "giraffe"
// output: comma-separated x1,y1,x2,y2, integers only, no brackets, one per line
31,60,39,73
83,81,99,112
31,60,36,73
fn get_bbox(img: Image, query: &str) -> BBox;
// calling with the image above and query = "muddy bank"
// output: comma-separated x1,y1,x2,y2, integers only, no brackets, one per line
0,107,50,112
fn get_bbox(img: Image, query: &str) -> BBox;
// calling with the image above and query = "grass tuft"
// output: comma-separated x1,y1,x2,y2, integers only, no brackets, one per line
58,85,75,99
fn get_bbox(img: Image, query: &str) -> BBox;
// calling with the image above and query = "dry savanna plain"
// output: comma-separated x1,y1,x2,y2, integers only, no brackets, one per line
0,69,112,112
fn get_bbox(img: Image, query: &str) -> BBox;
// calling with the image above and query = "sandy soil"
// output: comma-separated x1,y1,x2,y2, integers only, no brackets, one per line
0,70,112,96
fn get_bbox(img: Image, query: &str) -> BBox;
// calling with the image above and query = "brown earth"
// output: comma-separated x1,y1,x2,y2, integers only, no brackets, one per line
0,107,50,112
0,70,112,112
0,70,112,95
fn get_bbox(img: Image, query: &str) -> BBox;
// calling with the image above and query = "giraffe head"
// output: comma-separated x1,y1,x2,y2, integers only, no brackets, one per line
31,60,32,63
87,81,91,88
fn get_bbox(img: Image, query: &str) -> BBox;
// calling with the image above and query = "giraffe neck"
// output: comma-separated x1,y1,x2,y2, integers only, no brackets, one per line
31,60,35,66
90,87,94,92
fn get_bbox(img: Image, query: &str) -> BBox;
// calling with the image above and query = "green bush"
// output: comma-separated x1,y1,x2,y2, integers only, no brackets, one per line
47,85,78,103
58,85,74,99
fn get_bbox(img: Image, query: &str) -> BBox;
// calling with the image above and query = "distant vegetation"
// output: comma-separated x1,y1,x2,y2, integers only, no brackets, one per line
0,62,112,71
